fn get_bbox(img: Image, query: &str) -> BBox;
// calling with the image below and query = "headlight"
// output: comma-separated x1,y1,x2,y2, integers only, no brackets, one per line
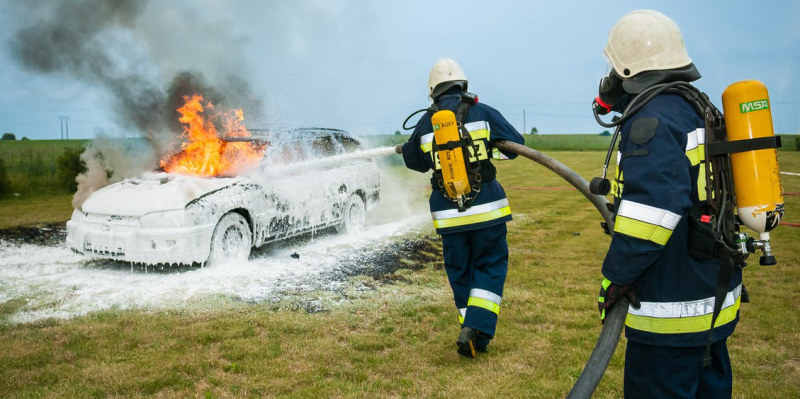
139,210,189,228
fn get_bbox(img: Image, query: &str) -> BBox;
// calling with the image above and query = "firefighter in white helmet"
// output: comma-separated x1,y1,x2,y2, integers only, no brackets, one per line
396,59,525,358
594,10,742,398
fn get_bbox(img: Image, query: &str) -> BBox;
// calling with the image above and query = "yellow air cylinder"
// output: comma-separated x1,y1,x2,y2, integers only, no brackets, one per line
721,80,784,238
432,110,471,201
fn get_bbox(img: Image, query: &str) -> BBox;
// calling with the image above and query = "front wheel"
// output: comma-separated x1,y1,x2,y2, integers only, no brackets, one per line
208,212,252,265
336,194,366,234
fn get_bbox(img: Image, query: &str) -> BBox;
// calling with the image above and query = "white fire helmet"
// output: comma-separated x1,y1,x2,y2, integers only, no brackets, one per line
428,58,468,99
604,10,692,78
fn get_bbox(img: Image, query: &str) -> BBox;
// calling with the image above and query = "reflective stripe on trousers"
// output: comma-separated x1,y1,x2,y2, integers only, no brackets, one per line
467,288,502,315
626,284,742,334
432,198,511,229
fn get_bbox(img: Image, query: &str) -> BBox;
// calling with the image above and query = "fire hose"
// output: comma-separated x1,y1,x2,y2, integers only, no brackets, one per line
493,140,627,399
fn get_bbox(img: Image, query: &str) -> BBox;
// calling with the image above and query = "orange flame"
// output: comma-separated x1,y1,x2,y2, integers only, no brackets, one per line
160,94,264,177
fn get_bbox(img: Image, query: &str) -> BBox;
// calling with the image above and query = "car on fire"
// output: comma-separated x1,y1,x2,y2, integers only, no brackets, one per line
66,128,381,265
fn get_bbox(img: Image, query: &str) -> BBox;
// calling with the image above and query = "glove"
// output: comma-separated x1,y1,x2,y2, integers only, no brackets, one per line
395,144,403,155
598,277,640,323
593,72,626,115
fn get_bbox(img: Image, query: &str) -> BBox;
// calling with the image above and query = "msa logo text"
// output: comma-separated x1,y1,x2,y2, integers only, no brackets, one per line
740,99,769,114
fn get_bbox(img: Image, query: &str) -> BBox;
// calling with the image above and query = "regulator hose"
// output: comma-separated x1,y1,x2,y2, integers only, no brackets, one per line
492,140,627,399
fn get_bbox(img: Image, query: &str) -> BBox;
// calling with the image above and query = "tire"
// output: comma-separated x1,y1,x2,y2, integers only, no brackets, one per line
208,212,252,265
336,194,366,234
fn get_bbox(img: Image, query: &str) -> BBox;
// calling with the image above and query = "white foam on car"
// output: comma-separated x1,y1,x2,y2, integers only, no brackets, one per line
0,216,426,324
81,172,242,216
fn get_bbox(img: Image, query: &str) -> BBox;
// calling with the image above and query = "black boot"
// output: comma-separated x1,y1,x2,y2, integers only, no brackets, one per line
475,332,491,353
456,326,478,358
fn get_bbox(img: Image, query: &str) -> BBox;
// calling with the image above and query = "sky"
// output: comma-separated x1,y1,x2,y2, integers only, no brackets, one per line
0,0,798,140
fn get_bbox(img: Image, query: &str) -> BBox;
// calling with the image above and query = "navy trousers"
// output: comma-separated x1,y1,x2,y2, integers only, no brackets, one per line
441,223,509,342
624,339,733,399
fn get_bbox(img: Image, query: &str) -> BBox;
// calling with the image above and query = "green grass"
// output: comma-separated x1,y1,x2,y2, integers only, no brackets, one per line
1,151,798,397
0,194,75,229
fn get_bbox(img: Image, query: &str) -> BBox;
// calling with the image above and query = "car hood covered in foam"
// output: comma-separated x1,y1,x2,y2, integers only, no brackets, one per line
80,172,243,217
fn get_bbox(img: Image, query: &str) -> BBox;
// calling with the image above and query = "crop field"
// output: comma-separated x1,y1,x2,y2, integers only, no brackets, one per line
0,141,798,398
0,139,88,197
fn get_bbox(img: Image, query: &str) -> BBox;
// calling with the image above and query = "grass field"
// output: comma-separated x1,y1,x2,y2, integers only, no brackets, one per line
0,194,75,229
0,149,798,398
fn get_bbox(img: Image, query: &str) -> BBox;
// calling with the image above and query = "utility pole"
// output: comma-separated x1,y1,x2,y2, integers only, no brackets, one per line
58,115,70,140
58,116,64,140
523,108,526,135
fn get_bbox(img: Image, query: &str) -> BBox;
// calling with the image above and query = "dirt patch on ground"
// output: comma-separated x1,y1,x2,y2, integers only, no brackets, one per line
258,235,443,313
0,223,66,247
349,238,442,283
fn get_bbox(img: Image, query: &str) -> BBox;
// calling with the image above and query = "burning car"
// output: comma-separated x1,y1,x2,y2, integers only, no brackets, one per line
66,128,381,265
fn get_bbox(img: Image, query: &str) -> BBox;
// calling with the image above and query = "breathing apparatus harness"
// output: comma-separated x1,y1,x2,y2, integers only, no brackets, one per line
403,92,496,212
590,80,782,367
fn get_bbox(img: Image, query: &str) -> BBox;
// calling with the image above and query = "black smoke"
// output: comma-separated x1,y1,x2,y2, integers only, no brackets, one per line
6,0,261,155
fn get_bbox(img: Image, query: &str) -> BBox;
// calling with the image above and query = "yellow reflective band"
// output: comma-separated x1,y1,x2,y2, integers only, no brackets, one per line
601,278,612,290
491,147,510,160
686,144,705,166
698,164,707,201
469,129,489,140
617,200,681,230
625,297,741,334
468,297,500,315
463,121,490,139
598,296,605,303
614,215,673,245
458,315,465,324
420,128,488,154
433,206,511,229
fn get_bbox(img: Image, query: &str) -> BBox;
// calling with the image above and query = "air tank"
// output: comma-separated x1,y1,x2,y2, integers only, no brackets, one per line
721,80,784,243
431,110,471,202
